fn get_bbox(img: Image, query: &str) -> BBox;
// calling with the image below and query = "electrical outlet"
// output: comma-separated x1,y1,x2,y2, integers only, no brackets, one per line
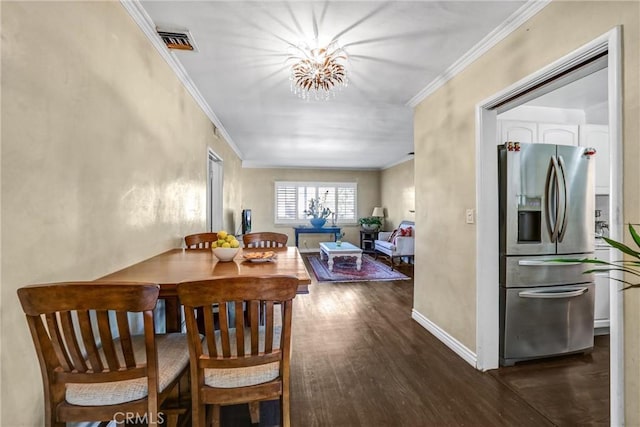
465,209,475,224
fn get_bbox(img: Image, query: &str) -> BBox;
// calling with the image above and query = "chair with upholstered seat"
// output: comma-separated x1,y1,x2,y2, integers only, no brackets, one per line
374,220,415,269
177,275,299,427
242,232,288,248
185,232,218,249
17,282,189,427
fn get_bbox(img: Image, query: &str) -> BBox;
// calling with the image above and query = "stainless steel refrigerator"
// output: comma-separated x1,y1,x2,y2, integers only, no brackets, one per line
498,142,595,366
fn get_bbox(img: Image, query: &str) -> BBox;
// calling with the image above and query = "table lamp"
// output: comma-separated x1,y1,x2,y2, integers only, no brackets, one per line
372,207,385,230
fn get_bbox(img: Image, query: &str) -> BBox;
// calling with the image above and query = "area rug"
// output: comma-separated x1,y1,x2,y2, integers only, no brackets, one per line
307,254,409,283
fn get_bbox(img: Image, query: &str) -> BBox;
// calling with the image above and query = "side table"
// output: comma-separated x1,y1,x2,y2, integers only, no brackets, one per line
359,230,379,254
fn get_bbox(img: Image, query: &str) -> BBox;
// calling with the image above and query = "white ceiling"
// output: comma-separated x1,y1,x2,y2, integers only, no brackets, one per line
137,1,528,169
527,67,608,110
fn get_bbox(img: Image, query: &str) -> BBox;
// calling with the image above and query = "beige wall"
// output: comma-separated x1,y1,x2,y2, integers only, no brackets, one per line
1,2,242,425
413,0,639,421
241,168,380,249
381,159,415,231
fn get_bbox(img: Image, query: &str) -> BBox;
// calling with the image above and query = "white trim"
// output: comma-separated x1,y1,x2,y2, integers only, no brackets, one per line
206,148,224,233
606,26,624,427
407,0,550,108
475,27,623,423
242,160,379,171
412,309,477,368
484,43,610,111
119,0,243,160
475,107,499,371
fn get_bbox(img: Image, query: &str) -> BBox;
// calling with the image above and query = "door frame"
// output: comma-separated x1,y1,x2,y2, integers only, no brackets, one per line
475,27,623,423
206,148,224,232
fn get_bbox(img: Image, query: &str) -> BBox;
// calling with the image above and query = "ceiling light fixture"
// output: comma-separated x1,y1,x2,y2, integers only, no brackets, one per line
288,41,348,100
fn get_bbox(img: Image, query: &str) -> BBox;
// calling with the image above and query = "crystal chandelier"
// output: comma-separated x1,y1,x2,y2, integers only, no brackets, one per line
289,41,348,100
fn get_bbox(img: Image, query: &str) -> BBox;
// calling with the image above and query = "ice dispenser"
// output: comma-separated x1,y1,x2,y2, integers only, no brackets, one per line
517,196,541,243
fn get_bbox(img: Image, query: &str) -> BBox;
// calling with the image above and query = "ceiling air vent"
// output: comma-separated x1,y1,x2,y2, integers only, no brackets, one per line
157,28,196,51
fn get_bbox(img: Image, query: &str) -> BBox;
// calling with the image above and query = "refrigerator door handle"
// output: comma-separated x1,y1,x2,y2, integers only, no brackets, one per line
518,287,588,299
545,156,560,242
557,155,569,242
518,259,584,266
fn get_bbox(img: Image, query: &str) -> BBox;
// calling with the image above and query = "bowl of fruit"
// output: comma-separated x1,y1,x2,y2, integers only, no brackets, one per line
211,231,241,262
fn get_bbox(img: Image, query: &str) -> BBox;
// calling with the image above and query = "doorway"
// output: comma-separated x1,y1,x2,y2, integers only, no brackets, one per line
207,148,223,232
475,27,623,423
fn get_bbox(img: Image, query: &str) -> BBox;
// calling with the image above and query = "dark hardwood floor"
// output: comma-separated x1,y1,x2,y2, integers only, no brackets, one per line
220,256,609,426
490,335,610,426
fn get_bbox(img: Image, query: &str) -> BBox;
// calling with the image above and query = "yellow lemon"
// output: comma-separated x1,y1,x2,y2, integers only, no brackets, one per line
217,231,228,240
217,239,226,247
225,235,234,242
221,242,231,248
211,241,218,248
230,240,240,248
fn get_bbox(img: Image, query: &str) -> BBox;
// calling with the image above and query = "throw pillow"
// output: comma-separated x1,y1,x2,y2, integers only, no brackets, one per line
387,229,398,242
400,226,413,237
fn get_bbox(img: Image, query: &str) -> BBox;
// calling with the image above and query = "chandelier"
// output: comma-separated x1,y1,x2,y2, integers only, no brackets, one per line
289,41,348,100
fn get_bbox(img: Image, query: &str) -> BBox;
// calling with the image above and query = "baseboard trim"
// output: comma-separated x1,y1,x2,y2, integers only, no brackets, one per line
411,308,478,368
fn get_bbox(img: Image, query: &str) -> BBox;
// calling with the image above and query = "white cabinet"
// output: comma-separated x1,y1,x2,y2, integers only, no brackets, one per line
538,123,579,146
500,120,537,143
499,120,579,145
594,247,610,330
580,124,610,195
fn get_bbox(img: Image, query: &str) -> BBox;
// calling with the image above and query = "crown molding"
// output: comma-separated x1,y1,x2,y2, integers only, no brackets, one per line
381,155,414,170
119,0,243,159
407,0,551,108
241,160,379,171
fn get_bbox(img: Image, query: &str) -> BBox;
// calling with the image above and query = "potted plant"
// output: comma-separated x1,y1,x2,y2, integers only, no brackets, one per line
561,224,640,289
359,216,382,231
304,192,332,228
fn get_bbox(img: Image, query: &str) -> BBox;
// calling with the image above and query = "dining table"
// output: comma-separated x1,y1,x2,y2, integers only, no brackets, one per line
96,246,311,332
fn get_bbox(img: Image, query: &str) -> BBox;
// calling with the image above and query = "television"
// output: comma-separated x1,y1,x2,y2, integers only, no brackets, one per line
242,209,252,234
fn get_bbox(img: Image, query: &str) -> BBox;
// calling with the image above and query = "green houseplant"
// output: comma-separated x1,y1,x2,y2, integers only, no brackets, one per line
563,224,640,289
358,216,382,231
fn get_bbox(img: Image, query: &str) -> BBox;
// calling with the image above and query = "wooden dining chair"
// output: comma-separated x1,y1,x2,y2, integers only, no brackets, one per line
185,232,218,249
177,275,299,427
17,282,189,427
242,232,288,248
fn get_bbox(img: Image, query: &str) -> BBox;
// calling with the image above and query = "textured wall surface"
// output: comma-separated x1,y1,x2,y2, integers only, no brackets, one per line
381,159,415,231
1,2,241,425
413,0,638,421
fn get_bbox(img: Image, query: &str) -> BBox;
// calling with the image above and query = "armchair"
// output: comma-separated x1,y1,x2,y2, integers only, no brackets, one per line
374,220,415,269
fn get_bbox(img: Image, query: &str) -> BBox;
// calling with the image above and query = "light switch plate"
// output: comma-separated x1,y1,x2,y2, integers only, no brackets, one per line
465,209,474,224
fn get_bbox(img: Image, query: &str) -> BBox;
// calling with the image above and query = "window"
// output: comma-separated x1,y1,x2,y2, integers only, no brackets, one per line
275,181,357,225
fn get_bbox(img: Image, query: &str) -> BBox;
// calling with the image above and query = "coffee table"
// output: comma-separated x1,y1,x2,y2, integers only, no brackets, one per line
319,242,363,271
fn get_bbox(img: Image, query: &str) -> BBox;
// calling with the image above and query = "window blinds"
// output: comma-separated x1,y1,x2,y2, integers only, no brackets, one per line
275,181,358,224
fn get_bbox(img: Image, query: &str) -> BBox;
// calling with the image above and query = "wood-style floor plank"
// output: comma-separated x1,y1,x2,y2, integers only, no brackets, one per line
219,257,608,426
490,335,610,426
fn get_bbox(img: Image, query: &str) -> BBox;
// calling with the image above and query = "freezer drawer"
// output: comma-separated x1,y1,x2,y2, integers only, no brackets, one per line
501,254,594,288
500,283,594,365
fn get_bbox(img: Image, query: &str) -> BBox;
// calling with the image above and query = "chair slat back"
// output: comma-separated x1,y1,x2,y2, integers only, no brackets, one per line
185,232,218,249
242,232,288,248
178,276,298,370
18,282,159,383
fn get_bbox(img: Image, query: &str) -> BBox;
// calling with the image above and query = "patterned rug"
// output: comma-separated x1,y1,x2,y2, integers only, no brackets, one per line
307,254,410,283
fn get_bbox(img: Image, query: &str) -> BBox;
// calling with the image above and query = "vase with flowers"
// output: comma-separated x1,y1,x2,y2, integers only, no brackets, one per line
304,191,332,228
